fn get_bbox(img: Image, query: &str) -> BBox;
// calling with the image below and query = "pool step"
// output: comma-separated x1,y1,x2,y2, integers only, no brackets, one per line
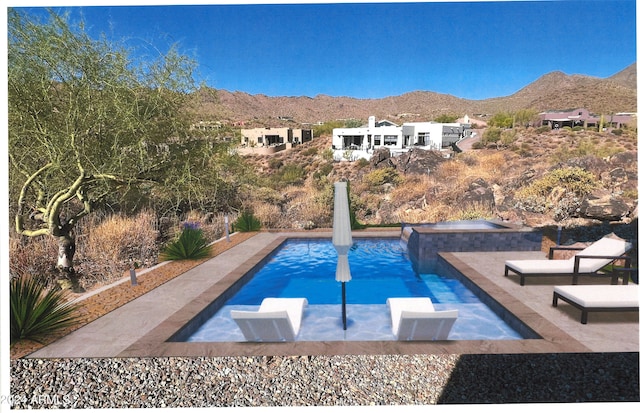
418,274,462,303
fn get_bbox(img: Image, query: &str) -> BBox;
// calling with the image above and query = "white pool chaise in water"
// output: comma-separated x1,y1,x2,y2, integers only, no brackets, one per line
387,297,459,341
230,297,308,341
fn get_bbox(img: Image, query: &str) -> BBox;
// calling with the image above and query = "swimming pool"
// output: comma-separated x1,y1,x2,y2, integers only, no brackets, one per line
185,239,529,342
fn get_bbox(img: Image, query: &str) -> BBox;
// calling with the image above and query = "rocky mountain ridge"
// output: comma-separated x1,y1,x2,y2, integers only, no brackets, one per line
194,63,637,125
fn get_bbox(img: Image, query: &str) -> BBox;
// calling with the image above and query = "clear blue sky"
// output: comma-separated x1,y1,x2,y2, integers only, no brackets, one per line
10,1,638,100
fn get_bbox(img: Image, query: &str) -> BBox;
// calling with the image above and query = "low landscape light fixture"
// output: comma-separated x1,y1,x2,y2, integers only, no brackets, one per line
224,215,231,242
129,259,138,286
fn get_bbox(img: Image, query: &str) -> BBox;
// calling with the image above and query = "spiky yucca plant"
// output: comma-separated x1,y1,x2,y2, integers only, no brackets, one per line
159,222,212,261
233,210,261,232
10,276,81,345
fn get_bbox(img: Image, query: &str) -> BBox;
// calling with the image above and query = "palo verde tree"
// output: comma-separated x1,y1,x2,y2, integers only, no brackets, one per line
8,9,201,278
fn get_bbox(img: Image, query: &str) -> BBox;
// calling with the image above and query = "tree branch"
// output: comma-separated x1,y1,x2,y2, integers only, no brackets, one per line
15,162,53,235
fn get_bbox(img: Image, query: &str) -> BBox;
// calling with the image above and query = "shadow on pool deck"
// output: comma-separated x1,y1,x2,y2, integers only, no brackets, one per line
28,230,638,358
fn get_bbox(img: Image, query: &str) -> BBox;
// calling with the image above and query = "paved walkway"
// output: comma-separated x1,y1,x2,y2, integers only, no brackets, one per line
29,232,285,358
29,230,638,358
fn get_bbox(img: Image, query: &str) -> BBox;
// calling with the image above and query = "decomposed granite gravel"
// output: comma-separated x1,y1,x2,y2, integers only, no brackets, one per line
9,352,639,408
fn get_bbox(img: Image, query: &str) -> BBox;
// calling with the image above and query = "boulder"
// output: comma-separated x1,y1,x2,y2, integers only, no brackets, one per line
293,220,317,230
460,178,495,209
375,200,397,224
601,166,631,190
371,147,447,175
560,155,608,176
369,147,392,168
579,190,630,221
395,148,447,175
608,151,637,172
509,169,537,190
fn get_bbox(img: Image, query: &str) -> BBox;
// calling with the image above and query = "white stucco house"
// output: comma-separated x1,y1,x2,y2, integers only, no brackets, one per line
332,116,471,161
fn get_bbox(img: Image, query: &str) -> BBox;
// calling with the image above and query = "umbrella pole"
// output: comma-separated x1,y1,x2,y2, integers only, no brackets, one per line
341,282,347,330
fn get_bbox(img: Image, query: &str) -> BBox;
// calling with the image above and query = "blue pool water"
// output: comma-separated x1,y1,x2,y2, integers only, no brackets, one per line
186,239,524,342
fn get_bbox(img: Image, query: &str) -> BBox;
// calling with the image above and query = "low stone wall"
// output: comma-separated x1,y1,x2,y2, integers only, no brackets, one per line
236,144,287,156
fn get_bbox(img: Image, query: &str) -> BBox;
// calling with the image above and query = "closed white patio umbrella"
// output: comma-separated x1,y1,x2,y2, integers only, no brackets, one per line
332,181,352,330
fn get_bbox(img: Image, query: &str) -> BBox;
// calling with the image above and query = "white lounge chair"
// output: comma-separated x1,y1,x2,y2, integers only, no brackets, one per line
387,297,458,341
505,235,632,286
230,297,308,342
552,285,639,324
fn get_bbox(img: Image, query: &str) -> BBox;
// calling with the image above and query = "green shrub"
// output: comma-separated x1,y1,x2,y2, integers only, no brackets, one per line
346,181,366,230
500,129,517,146
159,222,212,261
313,162,334,180
449,203,493,221
321,148,334,161
363,167,400,188
313,120,346,137
487,112,513,128
515,167,600,200
10,276,81,345
482,127,502,144
611,129,623,136
535,125,551,134
622,188,638,200
302,147,318,156
233,210,262,232
275,164,305,186
513,142,532,157
355,158,370,168
434,114,459,123
552,137,626,162
268,158,283,170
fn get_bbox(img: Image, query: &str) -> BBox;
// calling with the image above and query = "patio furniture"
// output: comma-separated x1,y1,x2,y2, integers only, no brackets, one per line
552,285,639,324
504,235,632,286
387,297,458,341
230,297,307,342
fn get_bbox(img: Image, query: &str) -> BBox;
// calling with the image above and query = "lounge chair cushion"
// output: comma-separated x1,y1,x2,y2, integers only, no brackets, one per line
387,297,458,341
574,236,631,271
506,235,631,275
553,284,639,324
505,259,577,274
553,285,639,308
231,297,307,342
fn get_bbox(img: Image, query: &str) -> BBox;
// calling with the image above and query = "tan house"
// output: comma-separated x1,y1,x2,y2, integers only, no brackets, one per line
538,108,636,129
240,127,313,154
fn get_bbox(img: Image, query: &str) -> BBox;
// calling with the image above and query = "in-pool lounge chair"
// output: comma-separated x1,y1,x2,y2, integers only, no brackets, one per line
504,235,632,286
552,285,639,324
387,297,458,341
230,297,307,342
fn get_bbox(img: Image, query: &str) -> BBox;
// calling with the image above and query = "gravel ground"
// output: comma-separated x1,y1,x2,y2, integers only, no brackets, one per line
9,352,639,408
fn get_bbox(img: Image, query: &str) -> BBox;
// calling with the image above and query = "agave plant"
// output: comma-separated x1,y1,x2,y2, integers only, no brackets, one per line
233,210,261,232
10,276,81,345
159,221,212,261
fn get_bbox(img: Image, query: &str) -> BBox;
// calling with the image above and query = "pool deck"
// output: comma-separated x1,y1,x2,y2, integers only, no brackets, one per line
28,230,638,358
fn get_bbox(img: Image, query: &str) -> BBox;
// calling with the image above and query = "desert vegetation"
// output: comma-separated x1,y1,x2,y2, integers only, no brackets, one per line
8,125,638,295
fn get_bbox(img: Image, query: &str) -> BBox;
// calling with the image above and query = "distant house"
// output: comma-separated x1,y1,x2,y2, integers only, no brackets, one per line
238,127,313,155
538,108,636,129
241,127,313,147
332,116,472,160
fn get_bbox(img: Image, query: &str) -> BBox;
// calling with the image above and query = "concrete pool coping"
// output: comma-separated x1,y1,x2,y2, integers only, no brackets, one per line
28,230,638,358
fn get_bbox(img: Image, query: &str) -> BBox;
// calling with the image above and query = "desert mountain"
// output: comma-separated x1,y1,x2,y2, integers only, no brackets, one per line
194,63,636,125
